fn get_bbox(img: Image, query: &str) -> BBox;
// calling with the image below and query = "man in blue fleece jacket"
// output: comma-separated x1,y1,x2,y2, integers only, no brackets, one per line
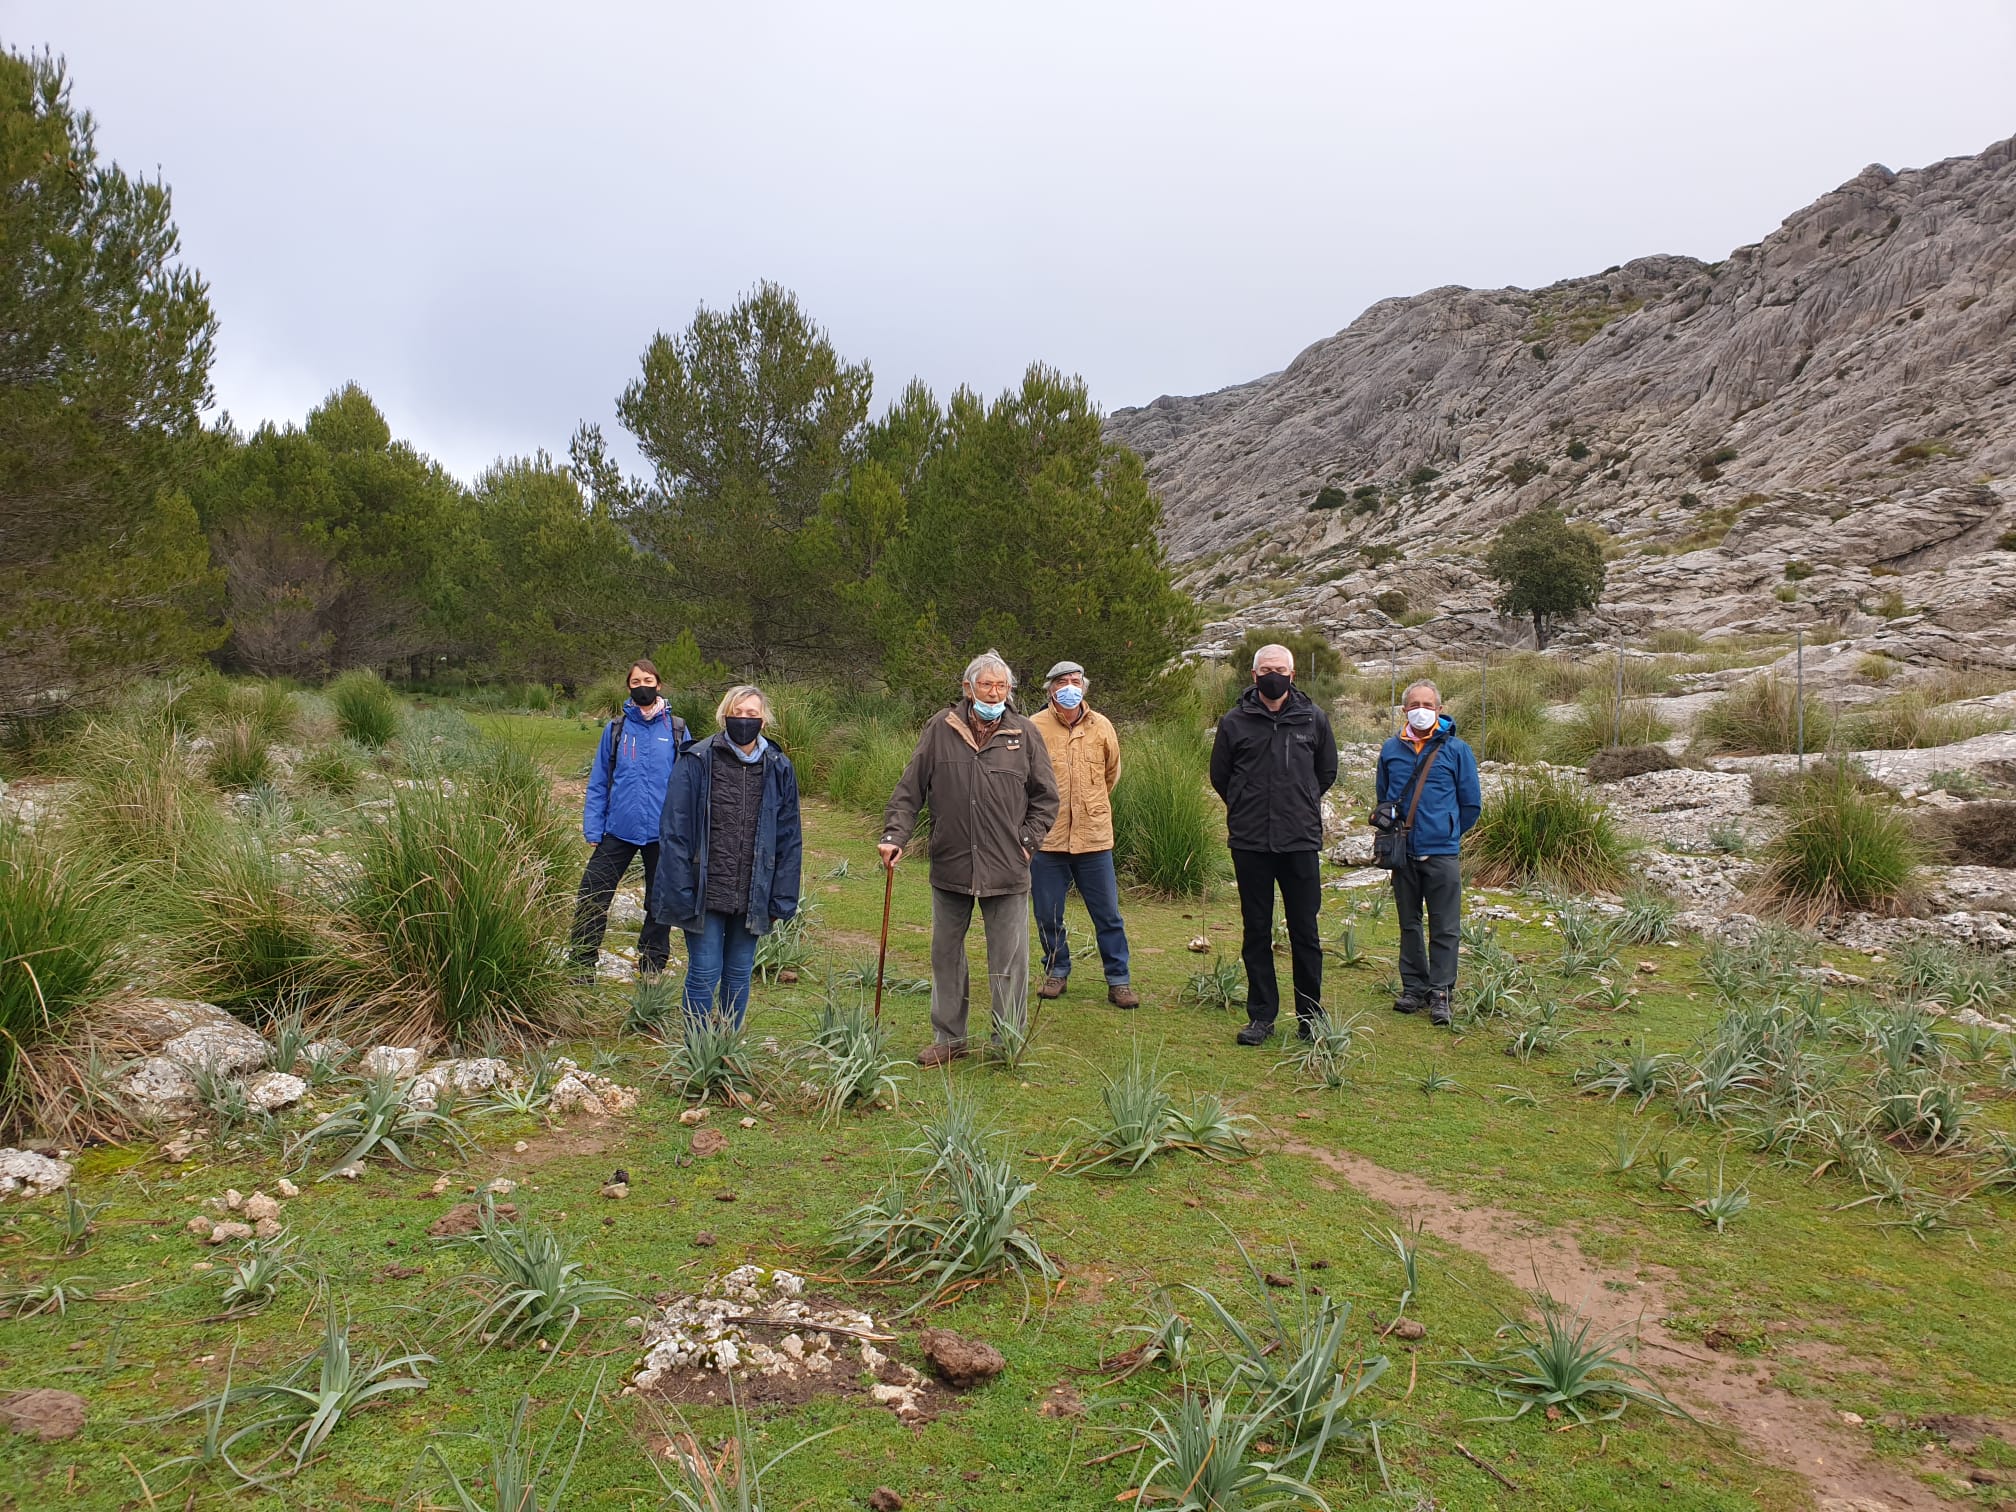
1375,679,1482,1027
569,658,691,981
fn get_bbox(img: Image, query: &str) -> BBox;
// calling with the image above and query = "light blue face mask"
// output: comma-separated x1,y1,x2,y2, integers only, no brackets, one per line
973,698,1007,721
1053,685,1084,710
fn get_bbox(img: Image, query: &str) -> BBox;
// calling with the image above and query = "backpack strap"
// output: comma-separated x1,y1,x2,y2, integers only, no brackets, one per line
1401,740,1443,833
601,716,624,772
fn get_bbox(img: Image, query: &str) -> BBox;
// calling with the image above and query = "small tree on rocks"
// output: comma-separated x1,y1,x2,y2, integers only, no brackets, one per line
1485,507,1606,649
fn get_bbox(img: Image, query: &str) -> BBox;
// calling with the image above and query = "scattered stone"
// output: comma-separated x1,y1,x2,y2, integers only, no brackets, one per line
691,1128,729,1157
679,1107,710,1126
429,1174,452,1196
160,1128,206,1162
487,1178,517,1196
739,1117,757,1129
513,1140,529,1153
1186,936,1212,953
633,1266,866,1386
868,1490,904,1511
359,1045,422,1081
242,1192,280,1224
0,1148,73,1199
693,1231,717,1247
602,1182,630,1200
185,1216,212,1237
548,1059,640,1117
1841,1411,1866,1426
1383,1318,1428,1341
206,1221,253,1246
253,1217,282,1239
427,1202,517,1237
1262,1272,1294,1289
223,1189,244,1210
334,1164,362,1180
242,1071,308,1112
0,1388,87,1441
275,1178,300,1199
917,1328,1005,1388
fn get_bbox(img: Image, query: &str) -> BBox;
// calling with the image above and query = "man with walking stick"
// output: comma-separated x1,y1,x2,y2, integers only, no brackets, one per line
879,650,1059,1067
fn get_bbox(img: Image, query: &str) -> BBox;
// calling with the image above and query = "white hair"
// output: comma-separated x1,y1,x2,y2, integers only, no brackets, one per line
962,649,1016,689
1402,679,1442,704
1251,642,1295,672
1048,669,1090,692
715,684,771,723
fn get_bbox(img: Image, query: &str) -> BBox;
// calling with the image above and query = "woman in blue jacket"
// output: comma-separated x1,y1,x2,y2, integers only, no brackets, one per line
654,684,803,1027
570,658,691,982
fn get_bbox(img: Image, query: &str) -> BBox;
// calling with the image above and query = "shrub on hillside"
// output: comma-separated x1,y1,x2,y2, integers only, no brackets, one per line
1229,626,1345,706
1693,674,1834,755
0,820,121,1102
328,669,401,748
1587,744,1679,783
1749,759,1886,807
1748,766,1923,922
1113,725,1223,895
1468,773,1633,892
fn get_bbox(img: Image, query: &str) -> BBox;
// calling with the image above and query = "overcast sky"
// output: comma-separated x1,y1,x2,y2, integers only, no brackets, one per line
8,0,2014,482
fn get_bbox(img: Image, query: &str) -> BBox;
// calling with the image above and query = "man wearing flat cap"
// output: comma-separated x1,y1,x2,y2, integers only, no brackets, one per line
1027,659,1137,1009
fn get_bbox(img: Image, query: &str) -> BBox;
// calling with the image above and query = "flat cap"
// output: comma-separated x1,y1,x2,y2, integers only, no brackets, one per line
1044,660,1085,681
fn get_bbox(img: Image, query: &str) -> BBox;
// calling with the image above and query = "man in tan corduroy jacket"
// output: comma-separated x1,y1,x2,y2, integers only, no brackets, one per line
1027,660,1137,1009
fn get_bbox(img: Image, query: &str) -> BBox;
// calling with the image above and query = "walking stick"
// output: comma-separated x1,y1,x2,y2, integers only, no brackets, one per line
873,854,896,1027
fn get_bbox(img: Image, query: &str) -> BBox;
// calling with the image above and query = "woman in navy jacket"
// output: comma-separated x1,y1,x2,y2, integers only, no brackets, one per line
654,684,802,1027
569,658,690,981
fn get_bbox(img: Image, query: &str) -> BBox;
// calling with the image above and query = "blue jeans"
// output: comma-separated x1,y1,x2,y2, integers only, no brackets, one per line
681,910,760,1027
1030,849,1131,985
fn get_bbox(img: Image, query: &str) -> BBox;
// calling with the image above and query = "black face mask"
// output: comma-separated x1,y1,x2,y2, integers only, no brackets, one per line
1254,671,1292,700
724,716,763,746
630,685,660,707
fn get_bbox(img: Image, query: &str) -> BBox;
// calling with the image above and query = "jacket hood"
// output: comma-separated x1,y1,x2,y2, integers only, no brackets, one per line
1395,713,1460,740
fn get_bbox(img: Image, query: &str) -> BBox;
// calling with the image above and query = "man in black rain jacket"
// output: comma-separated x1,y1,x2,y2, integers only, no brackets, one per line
1209,642,1339,1045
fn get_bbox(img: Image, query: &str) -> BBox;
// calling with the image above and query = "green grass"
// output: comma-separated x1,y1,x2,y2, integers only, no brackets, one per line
1748,766,1925,922
6,695,2016,1511
327,669,402,748
1693,674,1835,756
0,818,121,1103
1112,724,1226,895
1547,694,1673,766
1467,773,1634,892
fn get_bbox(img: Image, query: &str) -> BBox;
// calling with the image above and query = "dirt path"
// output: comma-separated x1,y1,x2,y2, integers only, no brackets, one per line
1284,1142,1943,1512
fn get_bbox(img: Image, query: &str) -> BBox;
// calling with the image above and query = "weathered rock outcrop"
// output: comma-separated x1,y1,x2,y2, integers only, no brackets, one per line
1109,137,2016,661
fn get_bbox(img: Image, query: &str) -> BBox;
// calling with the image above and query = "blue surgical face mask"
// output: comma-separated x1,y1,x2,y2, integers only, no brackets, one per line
972,698,1007,721
1053,685,1084,710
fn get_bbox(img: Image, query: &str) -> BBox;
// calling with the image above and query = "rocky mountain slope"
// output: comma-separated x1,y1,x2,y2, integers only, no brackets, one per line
1111,136,2016,665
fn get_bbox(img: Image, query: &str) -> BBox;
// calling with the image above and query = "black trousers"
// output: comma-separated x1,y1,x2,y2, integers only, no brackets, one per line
1393,853,1463,995
1230,847,1324,1026
570,835,672,973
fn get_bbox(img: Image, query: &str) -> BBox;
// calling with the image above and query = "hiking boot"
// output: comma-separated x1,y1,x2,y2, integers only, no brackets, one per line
1038,976,1068,1000
1235,1020,1275,1047
1107,984,1140,1010
917,1041,968,1068
1427,990,1453,1028
1392,991,1426,1015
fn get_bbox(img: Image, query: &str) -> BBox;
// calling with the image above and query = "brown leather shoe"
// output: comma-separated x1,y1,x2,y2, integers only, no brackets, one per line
1038,976,1068,1000
1107,984,1140,1010
916,1041,967,1068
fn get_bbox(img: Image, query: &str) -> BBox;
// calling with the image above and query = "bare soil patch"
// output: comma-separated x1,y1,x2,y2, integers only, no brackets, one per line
1284,1142,1945,1512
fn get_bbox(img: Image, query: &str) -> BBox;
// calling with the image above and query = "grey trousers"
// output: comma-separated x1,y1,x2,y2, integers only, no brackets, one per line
930,887,1031,1047
1393,853,1463,994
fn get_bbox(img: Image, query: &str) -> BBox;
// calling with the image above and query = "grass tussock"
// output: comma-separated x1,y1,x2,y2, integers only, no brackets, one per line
1693,674,1834,756
327,669,402,748
1113,725,1224,895
1448,671,1549,764
0,819,121,1103
204,720,274,791
1468,774,1633,893
1748,765,1924,922
824,718,915,818
62,703,223,881
1846,692,2009,752
347,786,578,1044
1548,695,1673,766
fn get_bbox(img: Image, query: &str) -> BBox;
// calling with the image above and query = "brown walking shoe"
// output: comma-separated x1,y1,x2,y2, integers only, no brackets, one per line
1107,984,1140,1010
916,1041,968,1068
1038,976,1068,1000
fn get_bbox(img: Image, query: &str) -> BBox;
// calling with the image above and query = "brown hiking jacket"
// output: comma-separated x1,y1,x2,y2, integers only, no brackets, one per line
882,700,1060,896
1028,704,1122,853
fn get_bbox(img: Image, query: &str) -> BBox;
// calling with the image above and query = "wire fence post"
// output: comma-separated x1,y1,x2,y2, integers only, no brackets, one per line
1479,651,1489,761
1389,644,1398,732
1796,627,1805,772
1611,633,1625,749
